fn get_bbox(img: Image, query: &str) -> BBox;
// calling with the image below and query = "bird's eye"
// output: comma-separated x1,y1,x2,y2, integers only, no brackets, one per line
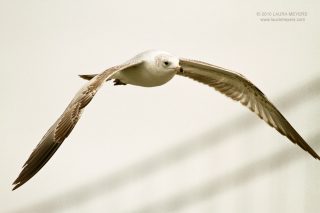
163,61,170,66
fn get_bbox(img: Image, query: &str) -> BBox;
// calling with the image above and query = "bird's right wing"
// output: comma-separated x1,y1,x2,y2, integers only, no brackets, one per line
12,60,143,190
178,58,319,160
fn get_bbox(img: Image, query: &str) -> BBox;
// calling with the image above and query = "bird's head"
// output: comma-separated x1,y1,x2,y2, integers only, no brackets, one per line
155,53,183,74
143,50,183,74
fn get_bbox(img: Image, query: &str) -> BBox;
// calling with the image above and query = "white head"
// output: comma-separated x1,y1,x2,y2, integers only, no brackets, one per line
141,50,182,74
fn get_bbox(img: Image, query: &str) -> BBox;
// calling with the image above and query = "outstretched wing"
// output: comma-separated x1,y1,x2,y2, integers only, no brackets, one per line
178,58,319,160
13,60,143,190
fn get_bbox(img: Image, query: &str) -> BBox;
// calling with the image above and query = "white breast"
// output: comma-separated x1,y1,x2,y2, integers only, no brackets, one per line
114,62,176,87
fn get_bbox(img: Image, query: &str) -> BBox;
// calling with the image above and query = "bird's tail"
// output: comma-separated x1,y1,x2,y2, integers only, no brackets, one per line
79,74,97,80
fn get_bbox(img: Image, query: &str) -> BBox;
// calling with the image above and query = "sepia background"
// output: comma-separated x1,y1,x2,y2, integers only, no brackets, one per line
1,0,320,212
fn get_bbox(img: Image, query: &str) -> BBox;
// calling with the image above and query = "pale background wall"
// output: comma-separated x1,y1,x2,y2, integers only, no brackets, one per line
0,0,320,212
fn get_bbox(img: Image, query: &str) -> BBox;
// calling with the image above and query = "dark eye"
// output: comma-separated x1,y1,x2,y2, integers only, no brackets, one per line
163,61,170,66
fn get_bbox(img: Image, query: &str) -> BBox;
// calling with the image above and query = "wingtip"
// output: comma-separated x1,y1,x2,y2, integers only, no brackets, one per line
313,153,320,161
12,175,23,191
304,145,320,161
12,185,19,191
12,181,21,191
301,142,320,161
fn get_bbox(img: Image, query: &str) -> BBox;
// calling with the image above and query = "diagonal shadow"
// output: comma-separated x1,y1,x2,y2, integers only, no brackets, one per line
10,77,320,213
129,132,320,213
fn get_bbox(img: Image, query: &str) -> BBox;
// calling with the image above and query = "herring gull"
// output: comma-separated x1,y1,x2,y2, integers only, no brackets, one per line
12,50,319,190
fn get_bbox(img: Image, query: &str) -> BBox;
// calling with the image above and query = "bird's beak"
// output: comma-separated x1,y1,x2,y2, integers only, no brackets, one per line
175,66,183,73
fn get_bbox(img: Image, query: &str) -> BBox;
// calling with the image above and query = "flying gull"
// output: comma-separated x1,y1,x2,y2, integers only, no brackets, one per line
13,50,319,190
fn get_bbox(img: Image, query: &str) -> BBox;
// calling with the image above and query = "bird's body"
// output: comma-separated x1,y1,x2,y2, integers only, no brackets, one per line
13,49,319,190
113,50,179,87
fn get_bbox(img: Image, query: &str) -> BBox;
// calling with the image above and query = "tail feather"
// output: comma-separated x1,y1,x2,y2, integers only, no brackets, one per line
79,74,97,80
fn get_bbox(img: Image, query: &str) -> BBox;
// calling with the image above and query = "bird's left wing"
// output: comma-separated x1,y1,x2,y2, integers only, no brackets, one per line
12,60,143,190
178,58,319,160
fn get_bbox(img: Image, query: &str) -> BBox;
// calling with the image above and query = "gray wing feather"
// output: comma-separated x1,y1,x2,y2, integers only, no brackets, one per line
178,58,319,160
13,60,143,190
